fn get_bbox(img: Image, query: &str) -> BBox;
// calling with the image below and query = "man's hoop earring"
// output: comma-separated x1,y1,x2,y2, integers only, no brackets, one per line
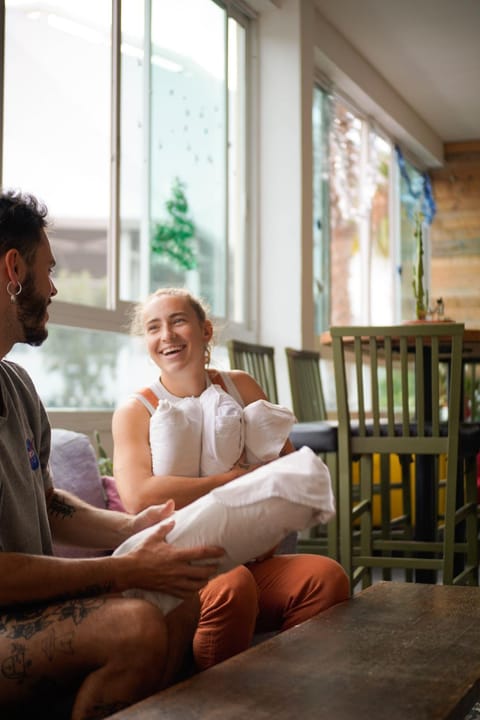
7,281,22,304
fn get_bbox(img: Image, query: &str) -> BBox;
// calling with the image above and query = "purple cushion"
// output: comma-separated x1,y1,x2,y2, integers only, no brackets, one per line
50,429,107,557
102,475,126,512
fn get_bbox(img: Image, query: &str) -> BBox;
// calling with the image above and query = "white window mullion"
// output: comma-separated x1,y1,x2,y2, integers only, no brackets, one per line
224,9,230,319
140,0,152,297
359,119,370,323
109,0,121,310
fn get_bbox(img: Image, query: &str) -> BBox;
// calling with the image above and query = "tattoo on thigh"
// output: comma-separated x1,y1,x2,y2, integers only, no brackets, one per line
0,598,106,642
41,627,74,661
1,641,31,684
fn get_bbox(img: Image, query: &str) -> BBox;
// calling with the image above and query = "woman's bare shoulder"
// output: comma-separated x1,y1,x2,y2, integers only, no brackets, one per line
112,396,150,425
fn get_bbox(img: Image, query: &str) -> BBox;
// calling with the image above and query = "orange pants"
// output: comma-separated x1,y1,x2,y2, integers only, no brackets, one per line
194,554,349,670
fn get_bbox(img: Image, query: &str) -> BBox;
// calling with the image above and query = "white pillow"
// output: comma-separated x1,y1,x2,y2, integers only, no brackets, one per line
113,446,334,614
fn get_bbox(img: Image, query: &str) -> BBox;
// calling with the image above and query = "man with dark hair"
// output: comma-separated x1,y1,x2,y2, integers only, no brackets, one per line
0,190,223,719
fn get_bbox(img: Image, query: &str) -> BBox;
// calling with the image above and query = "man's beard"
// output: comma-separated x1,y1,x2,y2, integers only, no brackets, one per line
16,271,50,347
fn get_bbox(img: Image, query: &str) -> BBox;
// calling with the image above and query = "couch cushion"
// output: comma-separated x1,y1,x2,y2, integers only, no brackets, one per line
101,475,126,512
50,428,107,557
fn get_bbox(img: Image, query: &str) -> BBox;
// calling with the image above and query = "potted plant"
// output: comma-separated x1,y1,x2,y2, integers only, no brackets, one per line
412,213,429,320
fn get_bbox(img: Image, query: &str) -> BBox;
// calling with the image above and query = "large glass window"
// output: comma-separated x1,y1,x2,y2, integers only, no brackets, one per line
119,0,248,322
3,0,251,410
313,91,394,329
3,0,112,308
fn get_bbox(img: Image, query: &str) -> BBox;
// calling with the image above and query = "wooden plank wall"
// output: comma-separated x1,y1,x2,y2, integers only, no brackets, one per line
430,141,480,327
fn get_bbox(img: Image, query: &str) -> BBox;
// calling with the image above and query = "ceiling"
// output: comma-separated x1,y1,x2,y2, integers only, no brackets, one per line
314,0,480,144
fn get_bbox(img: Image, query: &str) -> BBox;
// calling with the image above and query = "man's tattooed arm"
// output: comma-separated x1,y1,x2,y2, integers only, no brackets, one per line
47,491,76,521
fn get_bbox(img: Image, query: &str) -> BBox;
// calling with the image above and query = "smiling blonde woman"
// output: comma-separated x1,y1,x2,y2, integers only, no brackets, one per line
112,287,349,671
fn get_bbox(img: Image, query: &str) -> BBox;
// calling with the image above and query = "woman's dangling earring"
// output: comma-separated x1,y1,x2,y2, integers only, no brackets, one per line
7,281,22,304
204,344,211,366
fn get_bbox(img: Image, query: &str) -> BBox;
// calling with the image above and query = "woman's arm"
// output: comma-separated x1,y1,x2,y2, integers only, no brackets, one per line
112,400,249,513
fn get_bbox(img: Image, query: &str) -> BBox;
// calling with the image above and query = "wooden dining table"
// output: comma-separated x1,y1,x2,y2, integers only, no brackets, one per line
320,325,480,583
109,582,480,720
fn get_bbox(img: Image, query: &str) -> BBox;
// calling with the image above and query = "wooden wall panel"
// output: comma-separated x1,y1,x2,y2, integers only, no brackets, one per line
430,141,480,328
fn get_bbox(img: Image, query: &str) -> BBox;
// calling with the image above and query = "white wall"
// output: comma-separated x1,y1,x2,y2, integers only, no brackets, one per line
256,0,315,406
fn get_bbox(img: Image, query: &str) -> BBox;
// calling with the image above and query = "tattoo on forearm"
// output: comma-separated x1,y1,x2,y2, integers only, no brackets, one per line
48,493,76,520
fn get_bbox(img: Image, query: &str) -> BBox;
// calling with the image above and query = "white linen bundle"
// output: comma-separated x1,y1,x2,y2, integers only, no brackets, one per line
113,446,335,615
149,383,296,478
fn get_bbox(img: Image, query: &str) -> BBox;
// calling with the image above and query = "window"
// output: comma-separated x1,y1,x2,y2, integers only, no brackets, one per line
313,87,437,331
3,0,252,409
328,95,393,326
3,0,112,308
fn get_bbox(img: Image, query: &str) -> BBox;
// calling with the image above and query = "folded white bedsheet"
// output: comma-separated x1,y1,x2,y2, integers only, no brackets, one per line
113,446,334,614
199,384,244,475
149,396,203,477
148,384,295,478
243,399,296,463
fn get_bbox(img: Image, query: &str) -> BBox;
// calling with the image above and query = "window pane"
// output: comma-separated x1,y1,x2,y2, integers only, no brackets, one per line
150,0,226,315
227,16,247,324
329,101,362,325
399,157,425,322
7,325,155,410
120,0,248,323
369,133,392,324
4,1,111,307
312,86,331,334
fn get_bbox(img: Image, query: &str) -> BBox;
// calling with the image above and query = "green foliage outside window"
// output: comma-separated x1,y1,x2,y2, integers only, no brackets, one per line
151,177,197,271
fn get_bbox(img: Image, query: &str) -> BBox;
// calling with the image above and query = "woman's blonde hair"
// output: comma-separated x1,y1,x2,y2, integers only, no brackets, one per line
130,287,214,365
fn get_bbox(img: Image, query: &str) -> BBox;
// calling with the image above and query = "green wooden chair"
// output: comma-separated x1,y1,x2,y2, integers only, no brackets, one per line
226,339,279,403
285,347,328,421
331,323,479,594
285,347,338,558
226,339,298,555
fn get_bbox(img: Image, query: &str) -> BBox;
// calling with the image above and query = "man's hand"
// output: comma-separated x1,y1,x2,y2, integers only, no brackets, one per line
122,511,225,598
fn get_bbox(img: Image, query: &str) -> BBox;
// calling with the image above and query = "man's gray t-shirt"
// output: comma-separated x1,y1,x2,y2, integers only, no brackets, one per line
0,360,53,555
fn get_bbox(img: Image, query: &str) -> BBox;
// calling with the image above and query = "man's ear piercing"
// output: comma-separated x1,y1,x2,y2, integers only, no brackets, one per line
7,281,22,304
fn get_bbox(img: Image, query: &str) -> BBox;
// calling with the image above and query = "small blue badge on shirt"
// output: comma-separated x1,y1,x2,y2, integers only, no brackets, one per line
26,438,39,470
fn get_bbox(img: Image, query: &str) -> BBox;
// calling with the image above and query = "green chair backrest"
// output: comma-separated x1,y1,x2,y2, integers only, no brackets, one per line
331,322,465,587
285,347,328,422
331,324,463,459
226,339,279,403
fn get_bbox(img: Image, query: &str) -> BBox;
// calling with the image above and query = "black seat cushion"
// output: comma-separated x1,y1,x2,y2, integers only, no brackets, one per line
289,421,338,453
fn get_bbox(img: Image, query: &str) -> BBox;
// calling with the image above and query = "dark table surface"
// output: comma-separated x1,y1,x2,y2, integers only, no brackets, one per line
110,582,480,720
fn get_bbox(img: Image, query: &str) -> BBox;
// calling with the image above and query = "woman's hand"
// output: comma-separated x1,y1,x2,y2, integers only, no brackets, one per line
230,450,264,478
130,498,176,535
